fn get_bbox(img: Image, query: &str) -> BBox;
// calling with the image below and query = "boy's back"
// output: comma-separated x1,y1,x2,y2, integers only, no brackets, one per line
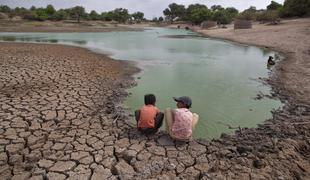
135,94,164,134
138,105,159,128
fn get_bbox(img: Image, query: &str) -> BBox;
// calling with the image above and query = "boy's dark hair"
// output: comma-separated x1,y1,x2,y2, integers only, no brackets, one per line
144,94,156,105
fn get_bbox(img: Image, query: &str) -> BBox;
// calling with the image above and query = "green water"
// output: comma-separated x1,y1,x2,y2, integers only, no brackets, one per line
0,28,282,139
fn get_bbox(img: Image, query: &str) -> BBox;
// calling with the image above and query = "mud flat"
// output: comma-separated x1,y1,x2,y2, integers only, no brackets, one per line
0,17,310,179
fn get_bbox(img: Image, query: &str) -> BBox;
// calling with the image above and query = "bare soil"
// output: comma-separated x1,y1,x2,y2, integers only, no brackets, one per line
0,18,310,179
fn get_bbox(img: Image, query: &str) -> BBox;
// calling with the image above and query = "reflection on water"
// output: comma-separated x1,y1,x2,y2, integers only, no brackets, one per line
0,36,16,41
70,40,87,45
159,34,206,39
0,36,87,45
0,28,282,139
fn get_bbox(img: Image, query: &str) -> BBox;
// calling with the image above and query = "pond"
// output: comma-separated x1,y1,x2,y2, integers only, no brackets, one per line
0,28,282,139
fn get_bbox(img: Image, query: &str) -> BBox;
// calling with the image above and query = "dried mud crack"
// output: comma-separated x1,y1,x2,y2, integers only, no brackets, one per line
0,42,309,180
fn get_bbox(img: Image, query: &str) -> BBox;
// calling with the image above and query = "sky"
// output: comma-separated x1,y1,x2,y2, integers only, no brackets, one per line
0,0,285,19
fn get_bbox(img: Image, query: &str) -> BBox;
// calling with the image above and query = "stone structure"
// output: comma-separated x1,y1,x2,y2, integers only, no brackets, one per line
234,19,252,29
200,21,217,29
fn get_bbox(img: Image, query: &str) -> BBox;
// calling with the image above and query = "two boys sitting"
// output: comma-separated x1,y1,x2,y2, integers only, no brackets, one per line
135,94,199,141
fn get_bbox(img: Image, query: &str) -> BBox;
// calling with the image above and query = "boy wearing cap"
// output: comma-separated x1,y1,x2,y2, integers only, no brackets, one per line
135,94,164,134
165,96,199,141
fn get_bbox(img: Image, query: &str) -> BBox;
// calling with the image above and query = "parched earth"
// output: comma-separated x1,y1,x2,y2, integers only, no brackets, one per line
0,42,310,180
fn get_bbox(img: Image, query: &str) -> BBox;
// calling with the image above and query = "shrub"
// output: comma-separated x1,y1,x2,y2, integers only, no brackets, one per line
256,10,280,24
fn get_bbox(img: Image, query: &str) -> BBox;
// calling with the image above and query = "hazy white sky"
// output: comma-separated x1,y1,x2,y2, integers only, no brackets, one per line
0,0,285,19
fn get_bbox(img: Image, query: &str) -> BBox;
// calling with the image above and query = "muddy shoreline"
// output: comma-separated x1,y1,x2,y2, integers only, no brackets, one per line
0,19,310,179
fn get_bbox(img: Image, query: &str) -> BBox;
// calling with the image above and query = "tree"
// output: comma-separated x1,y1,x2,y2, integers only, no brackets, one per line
244,6,257,13
46,4,56,17
163,3,186,20
132,11,144,21
11,7,33,19
256,10,280,24
89,10,100,20
102,12,114,21
237,6,257,20
163,8,171,20
280,0,310,17
30,6,36,11
212,10,232,24
267,1,283,10
33,8,48,21
54,9,68,21
0,5,11,13
158,16,164,21
111,8,130,23
186,4,207,20
188,6,212,24
225,7,239,18
211,5,224,11
71,6,85,23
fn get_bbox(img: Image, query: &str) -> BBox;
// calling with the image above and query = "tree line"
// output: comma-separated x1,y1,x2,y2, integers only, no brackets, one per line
0,0,309,24
163,0,310,25
0,5,144,23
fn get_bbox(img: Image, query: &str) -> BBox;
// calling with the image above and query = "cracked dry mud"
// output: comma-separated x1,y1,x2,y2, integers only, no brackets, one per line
0,42,310,180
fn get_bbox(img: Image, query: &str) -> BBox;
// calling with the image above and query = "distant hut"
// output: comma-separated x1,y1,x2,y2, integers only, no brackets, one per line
200,21,217,29
234,20,252,29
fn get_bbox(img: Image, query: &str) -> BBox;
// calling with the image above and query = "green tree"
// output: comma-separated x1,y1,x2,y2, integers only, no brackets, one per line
132,11,144,21
30,6,36,11
267,1,283,10
100,12,108,20
0,5,11,13
211,5,224,11
53,9,68,21
71,6,85,23
212,10,232,24
163,8,171,19
89,10,100,20
225,7,239,18
111,8,130,23
46,4,56,17
158,16,164,21
33,8,48,21
244,6,257,13
102,12,114,21
163,3,186,20
280,0,310,17
188,6,212,24
186,4,207,20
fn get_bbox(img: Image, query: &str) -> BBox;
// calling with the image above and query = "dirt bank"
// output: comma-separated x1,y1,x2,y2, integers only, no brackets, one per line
0,17,310,179
0,20,145,32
